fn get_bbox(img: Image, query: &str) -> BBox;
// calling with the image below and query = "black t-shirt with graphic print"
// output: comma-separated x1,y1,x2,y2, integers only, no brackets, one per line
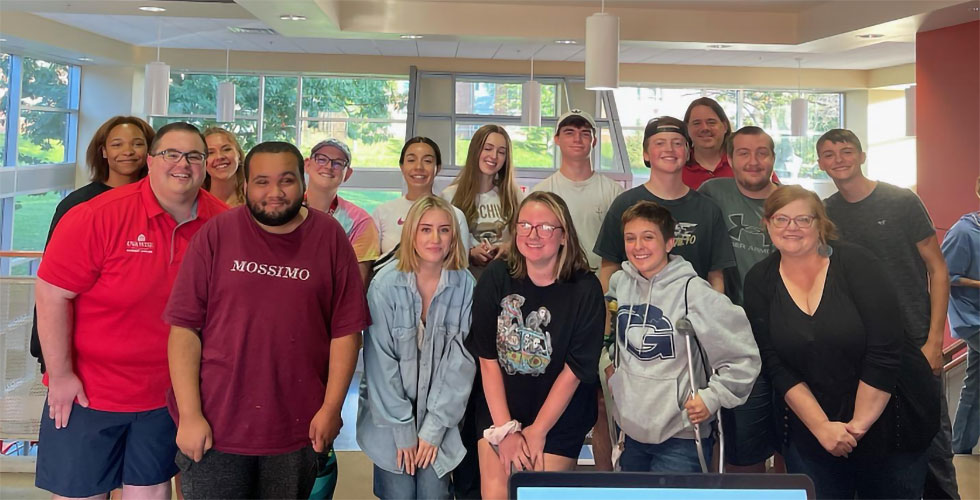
469,259,603,443
594,185,735,279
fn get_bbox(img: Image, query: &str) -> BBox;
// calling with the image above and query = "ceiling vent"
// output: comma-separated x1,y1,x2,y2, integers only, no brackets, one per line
227,26,279,35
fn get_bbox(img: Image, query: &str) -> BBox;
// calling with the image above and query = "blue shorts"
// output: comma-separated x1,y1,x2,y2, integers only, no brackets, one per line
721,374,776,466
35,399,178,497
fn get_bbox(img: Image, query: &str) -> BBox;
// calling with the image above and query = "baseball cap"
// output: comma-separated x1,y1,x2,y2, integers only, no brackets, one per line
310,138,352,165
554,109,597,135
642,116,691,168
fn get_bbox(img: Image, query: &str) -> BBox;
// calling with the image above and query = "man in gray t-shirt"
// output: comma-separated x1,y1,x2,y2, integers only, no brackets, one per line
700,126,779,472
699,126,778,306
818,129,957,500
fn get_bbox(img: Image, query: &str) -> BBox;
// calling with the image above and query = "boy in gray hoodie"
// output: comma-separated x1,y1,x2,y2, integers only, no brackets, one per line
605,200,760,473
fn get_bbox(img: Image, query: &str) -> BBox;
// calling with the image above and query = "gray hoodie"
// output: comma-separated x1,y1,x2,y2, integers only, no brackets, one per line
606,255,760,444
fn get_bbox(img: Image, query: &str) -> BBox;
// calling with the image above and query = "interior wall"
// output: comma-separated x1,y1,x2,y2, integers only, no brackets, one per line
915,20,980,235
76,65,141,187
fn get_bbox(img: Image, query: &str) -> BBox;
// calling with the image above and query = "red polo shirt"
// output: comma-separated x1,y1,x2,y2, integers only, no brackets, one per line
38,178,227,412
683,153,780,190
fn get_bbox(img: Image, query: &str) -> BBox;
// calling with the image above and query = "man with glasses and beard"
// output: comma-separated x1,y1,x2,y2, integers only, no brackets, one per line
34,122,226,500
165,141,369,499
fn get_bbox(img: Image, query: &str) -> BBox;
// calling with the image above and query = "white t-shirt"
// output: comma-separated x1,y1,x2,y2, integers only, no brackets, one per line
441,184,523,247
531,170,624,270
372,195,473,256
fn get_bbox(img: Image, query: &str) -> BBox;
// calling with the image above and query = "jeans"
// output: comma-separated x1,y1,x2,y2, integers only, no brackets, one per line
619,435,714,473
373,464,452,500
924,374,961,499
952,335,980,454
783,441,927,499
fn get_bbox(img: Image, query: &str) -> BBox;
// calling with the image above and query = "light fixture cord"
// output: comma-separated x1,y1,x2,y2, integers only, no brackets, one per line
796,58,802,96
225,48,230,78
156,18,161,62
601,0,605,13
530,57,534,81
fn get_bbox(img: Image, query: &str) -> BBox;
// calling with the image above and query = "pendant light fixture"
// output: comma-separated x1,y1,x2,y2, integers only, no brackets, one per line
790,57,808,137
145,17,170,116
585,0,619,90
216,48,236,123
522,56,542,127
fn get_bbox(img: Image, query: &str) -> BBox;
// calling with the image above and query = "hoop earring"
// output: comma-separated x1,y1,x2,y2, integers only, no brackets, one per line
817,241,834,257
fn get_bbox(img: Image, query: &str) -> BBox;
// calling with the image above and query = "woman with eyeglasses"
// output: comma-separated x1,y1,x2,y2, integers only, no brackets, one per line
442,125,523,276
203,127,246,207
30,115,155,374
469,191,603,500
372,137,472,271
743,185,938,499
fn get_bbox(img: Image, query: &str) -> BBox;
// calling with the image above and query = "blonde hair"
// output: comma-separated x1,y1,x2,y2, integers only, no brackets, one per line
448,125,522,232
506,191,591,281
396,196,468,272
202,127,246,206
763,185,838,243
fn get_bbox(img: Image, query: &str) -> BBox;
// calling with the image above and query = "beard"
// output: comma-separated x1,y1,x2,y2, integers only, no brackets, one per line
248,196,303,227
736,174,773,193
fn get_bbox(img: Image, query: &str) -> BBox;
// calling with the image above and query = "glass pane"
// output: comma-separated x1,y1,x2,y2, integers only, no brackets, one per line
169,73,260,118
20,58,70,109
541,84,558,117
302,78,408,120
336,188,402,216
149,116,259,151
598,126,618,172
18,110,68,165
454,123,554,169
621,127,647,177
455,81,522,116
300,120,406,169
612,87,737,128
0,52,10,163
263,76,298,142
12,190,64,251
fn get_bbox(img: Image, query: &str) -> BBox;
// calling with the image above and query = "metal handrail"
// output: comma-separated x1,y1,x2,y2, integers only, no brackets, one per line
944,339,968,373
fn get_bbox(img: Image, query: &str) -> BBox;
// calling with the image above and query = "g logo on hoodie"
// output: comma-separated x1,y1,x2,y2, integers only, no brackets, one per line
616,304,676,360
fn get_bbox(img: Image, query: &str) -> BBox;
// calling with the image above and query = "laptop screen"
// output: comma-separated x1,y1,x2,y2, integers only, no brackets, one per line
510,472,814,500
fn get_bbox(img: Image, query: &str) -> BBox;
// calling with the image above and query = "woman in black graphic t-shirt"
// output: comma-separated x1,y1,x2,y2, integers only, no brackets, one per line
469,191,603,500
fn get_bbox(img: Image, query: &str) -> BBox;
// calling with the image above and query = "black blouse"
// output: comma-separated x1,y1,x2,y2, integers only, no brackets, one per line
743,241,935,459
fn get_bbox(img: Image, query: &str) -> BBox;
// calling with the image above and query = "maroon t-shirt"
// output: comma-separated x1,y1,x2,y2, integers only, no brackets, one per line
165,206,369,455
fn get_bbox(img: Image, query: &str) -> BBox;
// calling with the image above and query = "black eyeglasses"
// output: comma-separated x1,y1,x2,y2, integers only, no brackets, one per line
152,149,206,167
312,153,349,171
516,221,563,238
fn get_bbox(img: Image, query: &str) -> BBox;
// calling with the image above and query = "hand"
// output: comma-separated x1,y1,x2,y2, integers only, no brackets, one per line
397,446,417,476
415,438,439,469
844,420,870,442
684,393,710,426
815,421,857,457
497,432,532,474
522,424,547,470
47,372,89,429
309,406,342,453
921,341,944,375
176,413,213,462
470,244,494,266
604,364,615,383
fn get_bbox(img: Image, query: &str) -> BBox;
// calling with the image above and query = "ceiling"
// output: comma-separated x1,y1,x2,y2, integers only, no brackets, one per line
2,0,979,70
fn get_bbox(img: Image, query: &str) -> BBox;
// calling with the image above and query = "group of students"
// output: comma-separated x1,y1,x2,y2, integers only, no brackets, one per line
27,95,974,500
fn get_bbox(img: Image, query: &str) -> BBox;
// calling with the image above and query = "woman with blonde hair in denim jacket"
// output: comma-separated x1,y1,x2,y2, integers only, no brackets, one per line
357,195,476,500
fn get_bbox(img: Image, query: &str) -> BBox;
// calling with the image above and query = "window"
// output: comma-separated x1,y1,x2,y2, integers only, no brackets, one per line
162,73,261,149
612,86,843,185
1,53,79,277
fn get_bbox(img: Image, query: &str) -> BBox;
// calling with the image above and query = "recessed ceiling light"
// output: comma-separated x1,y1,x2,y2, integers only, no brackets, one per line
0,38,7,43
139,6,166,12
78,57,94,62
400,35,424,39
707,44,732,49
555,40,578,45
857,33,885,39
279,14,307,21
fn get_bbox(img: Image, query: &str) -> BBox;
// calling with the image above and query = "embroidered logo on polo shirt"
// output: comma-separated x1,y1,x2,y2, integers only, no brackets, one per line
125,233,155,254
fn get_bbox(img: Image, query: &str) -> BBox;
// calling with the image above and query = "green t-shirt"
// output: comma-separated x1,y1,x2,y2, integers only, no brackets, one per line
699,178,772,305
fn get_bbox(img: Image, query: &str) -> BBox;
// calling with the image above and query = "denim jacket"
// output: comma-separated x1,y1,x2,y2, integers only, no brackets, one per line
356,266,476,478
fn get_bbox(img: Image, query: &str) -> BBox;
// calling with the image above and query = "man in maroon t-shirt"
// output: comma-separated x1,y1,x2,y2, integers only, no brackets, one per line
166,141,368,499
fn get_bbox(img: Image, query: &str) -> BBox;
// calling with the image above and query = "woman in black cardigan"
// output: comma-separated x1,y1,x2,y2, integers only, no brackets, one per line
743,185,937,499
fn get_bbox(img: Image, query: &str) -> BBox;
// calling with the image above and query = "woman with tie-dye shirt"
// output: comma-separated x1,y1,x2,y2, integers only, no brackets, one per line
305,138,380,287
